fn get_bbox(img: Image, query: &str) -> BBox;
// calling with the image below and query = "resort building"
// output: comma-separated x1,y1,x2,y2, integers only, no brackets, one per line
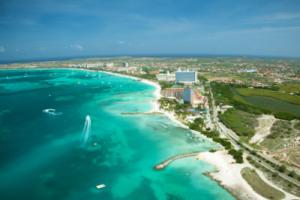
161,87,184,99
183,87,207,108
183,87,193,103
175,70,197,84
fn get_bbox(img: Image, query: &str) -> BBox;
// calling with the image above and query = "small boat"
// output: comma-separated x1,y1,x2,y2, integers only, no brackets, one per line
42,108,63,116
96,184,106,189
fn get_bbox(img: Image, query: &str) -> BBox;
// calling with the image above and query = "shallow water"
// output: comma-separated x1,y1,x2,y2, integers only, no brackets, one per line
0,69,235,200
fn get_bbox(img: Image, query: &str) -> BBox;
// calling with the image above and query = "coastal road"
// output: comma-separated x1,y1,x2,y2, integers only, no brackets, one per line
208,82,300,188
216,121,300,187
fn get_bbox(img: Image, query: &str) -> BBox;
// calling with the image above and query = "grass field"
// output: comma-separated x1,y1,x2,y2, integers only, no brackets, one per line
219,108,257,139
237,88,300,105
241,167,285,200
278,83,300,94
211,82,300,120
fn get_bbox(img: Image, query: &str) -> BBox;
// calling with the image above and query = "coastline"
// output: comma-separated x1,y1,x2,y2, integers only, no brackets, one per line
98,70,261,200
99,70,189,129
102,71,300,200
87,69,300,200
3,67,291,200
91,70,266,200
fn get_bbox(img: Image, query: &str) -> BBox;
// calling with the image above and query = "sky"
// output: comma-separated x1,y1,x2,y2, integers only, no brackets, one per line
0,0,300,62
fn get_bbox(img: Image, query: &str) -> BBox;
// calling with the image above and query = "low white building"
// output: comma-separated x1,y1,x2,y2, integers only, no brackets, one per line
86,62,105,68
105,63,114,67
156,71,175,81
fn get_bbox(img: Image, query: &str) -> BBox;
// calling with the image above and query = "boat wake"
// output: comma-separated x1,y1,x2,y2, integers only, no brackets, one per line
42,108,63,116
81,115,92,146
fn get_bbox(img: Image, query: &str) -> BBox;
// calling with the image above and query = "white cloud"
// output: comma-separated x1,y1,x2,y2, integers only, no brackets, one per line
0,46,6,53
70,44,83,51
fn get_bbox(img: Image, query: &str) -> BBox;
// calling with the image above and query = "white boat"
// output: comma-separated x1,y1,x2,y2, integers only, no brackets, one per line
42,108,63,116
96,184,106,189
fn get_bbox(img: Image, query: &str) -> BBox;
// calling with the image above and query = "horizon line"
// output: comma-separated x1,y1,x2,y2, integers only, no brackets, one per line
1,53,300,65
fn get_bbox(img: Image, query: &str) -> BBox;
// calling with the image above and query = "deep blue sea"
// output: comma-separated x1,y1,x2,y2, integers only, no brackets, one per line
0,69,235,200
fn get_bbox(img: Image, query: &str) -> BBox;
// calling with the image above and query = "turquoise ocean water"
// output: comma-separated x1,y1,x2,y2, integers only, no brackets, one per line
0,69,235,200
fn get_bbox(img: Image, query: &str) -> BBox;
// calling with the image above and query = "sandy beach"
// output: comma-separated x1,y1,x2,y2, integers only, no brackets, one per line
197,151,267,200
197,151,299,200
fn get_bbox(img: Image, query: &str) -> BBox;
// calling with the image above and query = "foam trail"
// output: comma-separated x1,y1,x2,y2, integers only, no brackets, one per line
81,115,91,146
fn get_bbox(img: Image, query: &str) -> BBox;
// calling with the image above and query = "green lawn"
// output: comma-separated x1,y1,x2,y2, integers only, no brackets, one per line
241,167,285,200
219,108,257,139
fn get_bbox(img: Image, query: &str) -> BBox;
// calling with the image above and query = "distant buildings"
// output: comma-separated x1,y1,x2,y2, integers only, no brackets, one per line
239,69,257,73
86,62,105,68
69,62,105,68
175,70,197,84
105,63,114,68
156,71,176,81
123,62,129,68
148,70,160,75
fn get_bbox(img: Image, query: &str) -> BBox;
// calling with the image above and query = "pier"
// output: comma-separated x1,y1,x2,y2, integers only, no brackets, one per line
154,152,200,170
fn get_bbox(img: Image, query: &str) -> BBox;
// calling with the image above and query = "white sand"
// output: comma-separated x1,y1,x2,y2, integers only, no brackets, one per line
140,79,161,112
250,115,276,144
197,151,267,200
198,151,300,200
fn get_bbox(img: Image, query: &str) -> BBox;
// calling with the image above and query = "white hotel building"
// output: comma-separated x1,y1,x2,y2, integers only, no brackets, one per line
175,70,197,84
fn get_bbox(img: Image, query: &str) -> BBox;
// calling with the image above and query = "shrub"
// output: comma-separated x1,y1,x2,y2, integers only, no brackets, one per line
278,165,286,173
288,171,296,178
228,149,243,163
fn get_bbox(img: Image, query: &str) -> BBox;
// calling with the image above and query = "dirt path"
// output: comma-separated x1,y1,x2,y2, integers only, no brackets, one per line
250,115,276,144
